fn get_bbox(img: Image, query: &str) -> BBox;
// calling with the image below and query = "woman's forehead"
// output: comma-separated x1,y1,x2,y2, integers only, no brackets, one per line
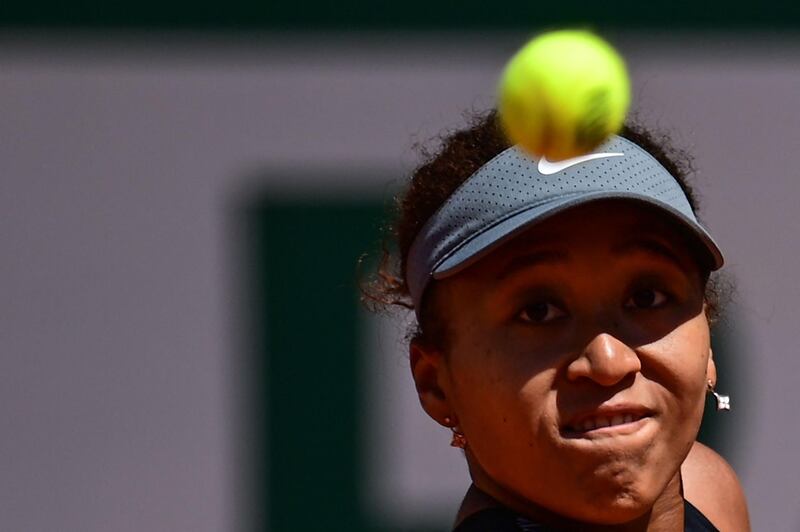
482,201,700,270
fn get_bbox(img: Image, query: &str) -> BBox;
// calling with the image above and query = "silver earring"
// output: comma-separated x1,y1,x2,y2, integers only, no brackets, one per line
707,380,731,411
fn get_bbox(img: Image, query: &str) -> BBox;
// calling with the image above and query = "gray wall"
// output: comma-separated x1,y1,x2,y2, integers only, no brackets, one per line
0,32,796,531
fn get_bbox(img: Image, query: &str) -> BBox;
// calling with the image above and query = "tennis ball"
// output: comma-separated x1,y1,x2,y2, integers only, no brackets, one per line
498,30,630,161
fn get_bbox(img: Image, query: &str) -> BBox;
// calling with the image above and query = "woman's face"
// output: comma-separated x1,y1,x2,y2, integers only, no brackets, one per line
423,201,713,524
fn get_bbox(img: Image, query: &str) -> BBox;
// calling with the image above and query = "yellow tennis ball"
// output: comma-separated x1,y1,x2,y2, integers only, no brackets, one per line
498,30,630,161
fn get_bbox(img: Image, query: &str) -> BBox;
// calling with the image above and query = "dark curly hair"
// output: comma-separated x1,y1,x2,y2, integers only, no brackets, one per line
362,108,724,347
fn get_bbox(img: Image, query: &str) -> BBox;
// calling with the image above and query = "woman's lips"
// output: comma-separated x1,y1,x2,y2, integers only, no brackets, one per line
561,405,654,438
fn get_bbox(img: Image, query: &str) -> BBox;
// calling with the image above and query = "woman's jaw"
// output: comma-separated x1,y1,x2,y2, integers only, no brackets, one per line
461,394,693,526
464,463,686,530
458,368,698,527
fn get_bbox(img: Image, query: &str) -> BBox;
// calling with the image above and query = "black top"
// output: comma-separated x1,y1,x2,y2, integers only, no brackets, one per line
453,499,719,531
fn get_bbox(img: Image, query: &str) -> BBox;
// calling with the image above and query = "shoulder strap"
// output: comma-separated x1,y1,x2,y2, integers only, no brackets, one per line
453,507,551,531
684,499,720,532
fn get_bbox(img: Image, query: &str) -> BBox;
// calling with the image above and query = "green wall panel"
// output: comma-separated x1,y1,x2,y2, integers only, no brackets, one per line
255,202,380,531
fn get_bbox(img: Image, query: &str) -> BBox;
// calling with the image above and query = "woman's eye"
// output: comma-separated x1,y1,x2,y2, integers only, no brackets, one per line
626,288,668,309
518,301,566,323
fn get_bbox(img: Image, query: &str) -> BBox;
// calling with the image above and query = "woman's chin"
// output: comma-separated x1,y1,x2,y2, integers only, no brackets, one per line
555,474,678,526
491,476,652,526
518,489,654,528
509,472,656,525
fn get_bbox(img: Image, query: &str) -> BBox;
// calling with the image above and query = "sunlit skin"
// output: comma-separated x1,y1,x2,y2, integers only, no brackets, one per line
411,200,716,530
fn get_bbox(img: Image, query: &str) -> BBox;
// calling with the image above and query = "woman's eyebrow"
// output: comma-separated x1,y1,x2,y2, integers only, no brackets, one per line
496,250,569,280
612,237,684,267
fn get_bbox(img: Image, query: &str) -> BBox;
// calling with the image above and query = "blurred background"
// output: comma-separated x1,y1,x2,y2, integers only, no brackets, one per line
1,3,798,531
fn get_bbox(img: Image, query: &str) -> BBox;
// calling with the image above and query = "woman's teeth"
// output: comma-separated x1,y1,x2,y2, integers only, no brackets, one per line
577,413,639,432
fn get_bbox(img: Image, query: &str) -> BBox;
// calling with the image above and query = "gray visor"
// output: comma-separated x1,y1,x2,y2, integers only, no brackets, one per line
406,135,724,312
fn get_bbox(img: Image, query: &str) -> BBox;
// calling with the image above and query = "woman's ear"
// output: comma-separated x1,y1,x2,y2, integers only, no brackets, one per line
409,339,453,427
706,347,718,388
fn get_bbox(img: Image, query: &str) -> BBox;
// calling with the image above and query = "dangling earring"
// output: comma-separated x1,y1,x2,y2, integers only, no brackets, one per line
444,416,468,449
707,380,731,411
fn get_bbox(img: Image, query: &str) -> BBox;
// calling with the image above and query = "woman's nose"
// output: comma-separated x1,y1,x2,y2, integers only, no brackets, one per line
566,333,642,386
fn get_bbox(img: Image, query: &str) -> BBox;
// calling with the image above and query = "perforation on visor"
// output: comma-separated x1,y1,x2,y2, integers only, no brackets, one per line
405,135,724,313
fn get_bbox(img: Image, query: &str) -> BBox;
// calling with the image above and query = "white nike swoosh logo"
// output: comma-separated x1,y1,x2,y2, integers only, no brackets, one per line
537,152,625,175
